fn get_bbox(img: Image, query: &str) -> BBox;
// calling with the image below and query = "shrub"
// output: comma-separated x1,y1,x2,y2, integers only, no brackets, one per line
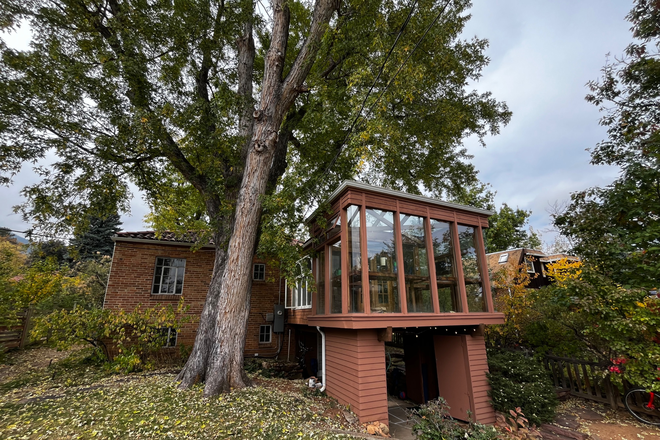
31,299,192,372
409,397,499,440
487,349,558,426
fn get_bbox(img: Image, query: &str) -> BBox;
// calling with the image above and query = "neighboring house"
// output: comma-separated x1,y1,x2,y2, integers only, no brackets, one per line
486,248,580,289
104,181,504,426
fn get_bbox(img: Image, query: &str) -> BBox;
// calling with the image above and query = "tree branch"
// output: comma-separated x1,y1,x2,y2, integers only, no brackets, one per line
237,17,256,164
77,0,215,202
280,0,338,112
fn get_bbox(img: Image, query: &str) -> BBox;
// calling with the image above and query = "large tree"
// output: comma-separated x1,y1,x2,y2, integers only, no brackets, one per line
0,0,510,395
484,203,541,253
553,0,660,289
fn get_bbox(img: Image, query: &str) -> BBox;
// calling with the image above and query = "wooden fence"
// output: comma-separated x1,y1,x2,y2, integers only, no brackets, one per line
544,355,623,408
0,309,32,352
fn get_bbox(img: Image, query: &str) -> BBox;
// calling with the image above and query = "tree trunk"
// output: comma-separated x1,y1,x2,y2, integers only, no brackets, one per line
177,12,255,390
174,0,337,396
176,237,228,387
200,0,338,396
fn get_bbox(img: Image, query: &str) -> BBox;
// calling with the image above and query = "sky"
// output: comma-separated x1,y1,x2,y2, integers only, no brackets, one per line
0,0,634,247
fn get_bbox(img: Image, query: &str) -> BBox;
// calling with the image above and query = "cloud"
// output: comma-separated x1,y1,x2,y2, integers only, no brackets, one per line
461,0,632,246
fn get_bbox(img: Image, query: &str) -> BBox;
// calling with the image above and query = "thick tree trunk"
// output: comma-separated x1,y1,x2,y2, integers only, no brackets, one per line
199,0,338,396
176,237,228,387
177,11,256,390
175,0,337,396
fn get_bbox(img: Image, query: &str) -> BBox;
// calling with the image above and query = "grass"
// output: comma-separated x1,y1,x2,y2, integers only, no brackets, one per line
0,347,362,439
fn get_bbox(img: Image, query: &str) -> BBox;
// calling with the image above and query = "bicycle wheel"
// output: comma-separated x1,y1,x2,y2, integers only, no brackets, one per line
625,388,660,425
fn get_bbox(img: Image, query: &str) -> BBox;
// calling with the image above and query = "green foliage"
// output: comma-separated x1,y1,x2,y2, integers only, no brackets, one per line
409,397,499,440
28,240,71,266
533,266,660,391
486,262,537,348
70,214,122,260
0,236,27,300
0,0,509,248
554,0,660,289
0,257,74,327
487,349,558,427
485,204,541,253
109,353,145,374
31,301,192,371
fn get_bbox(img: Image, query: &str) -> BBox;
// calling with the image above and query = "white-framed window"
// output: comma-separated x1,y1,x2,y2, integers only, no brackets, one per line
285,258,312,309
152,257,186,295
498,253,509,264
377,280,389,305
253,263,266,281
525,258,535,273
259,325,272,343
159,327,177,347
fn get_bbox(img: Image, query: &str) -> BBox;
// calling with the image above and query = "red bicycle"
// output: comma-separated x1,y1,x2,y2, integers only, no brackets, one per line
624,387,660,425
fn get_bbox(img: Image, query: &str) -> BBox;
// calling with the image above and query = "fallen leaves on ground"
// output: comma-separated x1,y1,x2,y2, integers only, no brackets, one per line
0,348,363,439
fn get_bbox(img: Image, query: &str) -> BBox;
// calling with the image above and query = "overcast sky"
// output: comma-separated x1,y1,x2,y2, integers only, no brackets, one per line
0,1,633,246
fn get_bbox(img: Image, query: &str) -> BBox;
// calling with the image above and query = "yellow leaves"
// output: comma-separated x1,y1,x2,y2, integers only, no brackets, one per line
546,258,582,286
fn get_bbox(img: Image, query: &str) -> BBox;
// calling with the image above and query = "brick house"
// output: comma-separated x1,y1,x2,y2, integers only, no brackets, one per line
103,233,292,357
104,181,505,425
485,248,579,289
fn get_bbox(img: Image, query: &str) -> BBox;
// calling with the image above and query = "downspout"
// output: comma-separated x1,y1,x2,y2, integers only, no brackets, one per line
316,326,326,392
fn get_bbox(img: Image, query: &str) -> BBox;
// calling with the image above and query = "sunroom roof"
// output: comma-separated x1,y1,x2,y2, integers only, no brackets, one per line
305,180,494,223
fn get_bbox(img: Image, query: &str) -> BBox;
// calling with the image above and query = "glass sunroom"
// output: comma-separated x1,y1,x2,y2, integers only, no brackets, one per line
306,181,504,329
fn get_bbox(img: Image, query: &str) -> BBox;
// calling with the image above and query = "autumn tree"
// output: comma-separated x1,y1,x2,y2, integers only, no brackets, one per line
485,203,541,253
486,261,536,348
554,0,660,289
535,260,660,390
0,0,510,395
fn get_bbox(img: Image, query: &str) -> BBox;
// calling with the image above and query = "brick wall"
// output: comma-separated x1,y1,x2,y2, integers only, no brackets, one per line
104,240,295,358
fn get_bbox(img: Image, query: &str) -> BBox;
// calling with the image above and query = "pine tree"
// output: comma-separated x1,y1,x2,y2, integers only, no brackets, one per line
71,214,122,260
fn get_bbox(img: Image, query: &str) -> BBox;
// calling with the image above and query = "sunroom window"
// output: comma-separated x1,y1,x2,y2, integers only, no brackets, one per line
400,214,432,313
430,219,461,313
366,209,400,313
457,225,487,312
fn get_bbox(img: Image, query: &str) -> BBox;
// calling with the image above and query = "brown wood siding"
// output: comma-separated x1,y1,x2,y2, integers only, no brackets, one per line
428,206,457,222
324,329,389,425
363,193,398,211
308,312,505,329
434,335,472,420
397,200,429,217
466,334,496,424
433,334,496,424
